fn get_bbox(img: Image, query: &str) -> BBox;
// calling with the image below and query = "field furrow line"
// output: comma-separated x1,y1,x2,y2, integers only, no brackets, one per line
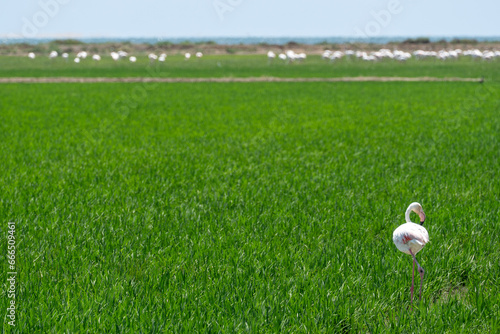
0,76,484,83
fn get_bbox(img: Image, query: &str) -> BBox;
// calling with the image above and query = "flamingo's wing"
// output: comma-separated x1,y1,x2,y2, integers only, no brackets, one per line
393,223,429,254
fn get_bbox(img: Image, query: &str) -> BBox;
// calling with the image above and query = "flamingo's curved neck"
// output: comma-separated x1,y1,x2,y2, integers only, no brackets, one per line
405,206,413,223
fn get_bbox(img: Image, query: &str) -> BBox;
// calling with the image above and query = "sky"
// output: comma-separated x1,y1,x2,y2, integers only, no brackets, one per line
1,0,499,39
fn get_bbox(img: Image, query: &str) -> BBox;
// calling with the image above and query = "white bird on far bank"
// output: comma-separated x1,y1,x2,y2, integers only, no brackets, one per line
148,53,158,63
267,51,276,64
296,53,307,62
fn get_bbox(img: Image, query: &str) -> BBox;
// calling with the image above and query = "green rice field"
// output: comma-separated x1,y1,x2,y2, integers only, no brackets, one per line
1,56,499,332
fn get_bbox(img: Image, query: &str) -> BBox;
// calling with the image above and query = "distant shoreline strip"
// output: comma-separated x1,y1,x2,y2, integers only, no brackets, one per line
0,77,483,83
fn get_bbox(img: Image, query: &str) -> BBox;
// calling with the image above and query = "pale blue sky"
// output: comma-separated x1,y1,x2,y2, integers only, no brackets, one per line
1,0,499,39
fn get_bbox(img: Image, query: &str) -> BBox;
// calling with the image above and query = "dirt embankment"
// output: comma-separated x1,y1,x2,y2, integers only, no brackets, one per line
1,41,499,56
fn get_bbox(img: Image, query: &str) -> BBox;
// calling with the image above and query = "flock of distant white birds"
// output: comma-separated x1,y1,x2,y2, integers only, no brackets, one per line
26,48,500,63
273,48,500,62
27,50,204,63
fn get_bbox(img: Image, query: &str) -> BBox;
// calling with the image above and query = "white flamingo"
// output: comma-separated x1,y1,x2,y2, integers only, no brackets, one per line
267,51,276,64
393,202,429,307
322,50,332,59
76,51,88,59
148,53,158,64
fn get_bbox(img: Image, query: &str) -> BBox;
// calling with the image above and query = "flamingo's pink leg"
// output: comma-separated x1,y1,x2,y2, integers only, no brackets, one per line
419,272,423,301
408,249,424,302
411,257,415,309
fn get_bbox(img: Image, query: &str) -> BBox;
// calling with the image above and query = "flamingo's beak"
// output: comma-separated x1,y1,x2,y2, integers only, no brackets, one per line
419,211,426,225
